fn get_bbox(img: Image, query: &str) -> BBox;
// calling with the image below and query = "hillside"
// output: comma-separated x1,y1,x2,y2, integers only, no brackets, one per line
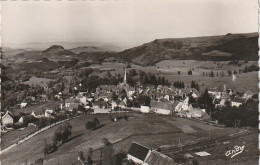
119,33,258,66
1,47,27,58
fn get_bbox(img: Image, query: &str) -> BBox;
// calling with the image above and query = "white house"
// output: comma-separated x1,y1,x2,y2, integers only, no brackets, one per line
2,111,14,125
20,102,28,108
18,116,26,123
175,97,189,113
45,109,54,118
231,97,246,107
31,111,44,118
140,106,150,113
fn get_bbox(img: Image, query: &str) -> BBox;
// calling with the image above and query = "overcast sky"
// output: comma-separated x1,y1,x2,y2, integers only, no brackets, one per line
1,0,258,47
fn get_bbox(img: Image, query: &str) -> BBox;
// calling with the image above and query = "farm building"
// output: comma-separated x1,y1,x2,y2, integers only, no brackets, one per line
127,142,150,164
150,101,178,115
127,142,176,165
2,111,14,125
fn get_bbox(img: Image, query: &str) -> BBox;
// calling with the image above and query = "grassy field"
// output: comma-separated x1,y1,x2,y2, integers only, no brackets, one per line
89,60,258,93
0,113,257,165
23,76,53,87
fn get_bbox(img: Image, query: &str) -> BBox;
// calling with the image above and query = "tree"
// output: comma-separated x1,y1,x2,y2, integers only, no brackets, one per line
198,88,213,114
178,71,181,75
188,70,192,75
93,118,100,127
111,92,118,101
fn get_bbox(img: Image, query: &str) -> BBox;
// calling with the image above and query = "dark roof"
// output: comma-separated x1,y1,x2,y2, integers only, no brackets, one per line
128,142,150,161
150,101,173,110
93,101,107,107
65,98,80,103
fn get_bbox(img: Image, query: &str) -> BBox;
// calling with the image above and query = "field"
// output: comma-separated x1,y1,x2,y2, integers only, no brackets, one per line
0,113,257,165
23,76,53,87
89,60,258,93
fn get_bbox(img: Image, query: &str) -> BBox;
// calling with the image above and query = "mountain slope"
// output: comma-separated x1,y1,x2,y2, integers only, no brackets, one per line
119,33,258,66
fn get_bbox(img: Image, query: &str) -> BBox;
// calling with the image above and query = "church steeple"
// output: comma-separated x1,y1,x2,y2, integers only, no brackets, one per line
123,70,127,85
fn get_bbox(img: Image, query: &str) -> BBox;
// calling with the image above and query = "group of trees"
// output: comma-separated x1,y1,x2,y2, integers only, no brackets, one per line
197,89,258,128
213,99,258,128
139,71,170,86
243,64,259,73
190,81,199,91
173,81,185,88
126,94,151,108
43,122,72,155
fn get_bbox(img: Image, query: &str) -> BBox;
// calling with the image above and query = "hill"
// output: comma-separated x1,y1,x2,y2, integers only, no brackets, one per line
12,45,76,60
69,46,105,54
119,33,258,66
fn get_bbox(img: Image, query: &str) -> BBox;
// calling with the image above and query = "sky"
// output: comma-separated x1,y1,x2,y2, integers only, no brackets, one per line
1,0,258,48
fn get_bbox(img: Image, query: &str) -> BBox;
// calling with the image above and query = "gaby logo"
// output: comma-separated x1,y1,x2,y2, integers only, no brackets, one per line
225,145,245,158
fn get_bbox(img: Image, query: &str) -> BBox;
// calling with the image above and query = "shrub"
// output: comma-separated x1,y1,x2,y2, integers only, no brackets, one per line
85,121,97,130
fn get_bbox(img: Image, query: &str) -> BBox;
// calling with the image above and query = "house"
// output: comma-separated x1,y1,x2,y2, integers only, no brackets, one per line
150,101,176,115
243,90,253,99
94,108,111,114
231,97,246,107
65,98,80,108
128,88,136,97
20,102,28,108
111,100,121,110
174,97,189,113
45,109,54,118
145,150,175,165
18,116,26,123
2,111,14,125
127,142,150,164
118,100,127,109
127,142,175,165
31,111,44,118
140,106,150,113
187,104,204,118
68,103,80,112
93,101,107,109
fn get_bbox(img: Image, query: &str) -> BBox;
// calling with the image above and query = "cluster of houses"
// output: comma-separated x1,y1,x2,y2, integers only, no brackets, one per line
1,71,255,128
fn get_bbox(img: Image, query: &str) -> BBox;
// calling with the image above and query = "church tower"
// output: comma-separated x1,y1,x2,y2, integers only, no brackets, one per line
123,70,127,85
